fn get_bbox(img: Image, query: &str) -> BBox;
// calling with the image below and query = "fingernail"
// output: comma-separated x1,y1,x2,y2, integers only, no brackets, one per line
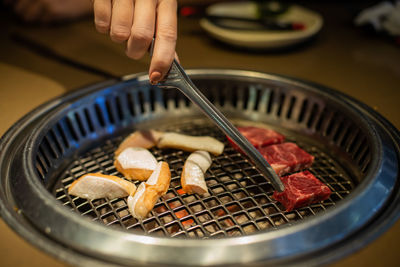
150,71,162,85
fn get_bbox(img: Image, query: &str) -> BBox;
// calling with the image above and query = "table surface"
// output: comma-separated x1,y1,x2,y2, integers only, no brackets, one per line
0,1,399,266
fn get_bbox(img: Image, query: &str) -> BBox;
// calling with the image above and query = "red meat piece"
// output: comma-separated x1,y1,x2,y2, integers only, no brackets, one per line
273,171,331,211
228,126,285,150
258,142,314,176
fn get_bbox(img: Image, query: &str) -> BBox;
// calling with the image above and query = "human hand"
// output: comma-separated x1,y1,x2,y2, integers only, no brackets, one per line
7,0,92,23
93,0,177,84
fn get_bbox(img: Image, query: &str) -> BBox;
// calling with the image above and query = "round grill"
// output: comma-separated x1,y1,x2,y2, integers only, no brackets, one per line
0,70,399,266
53,120,355,237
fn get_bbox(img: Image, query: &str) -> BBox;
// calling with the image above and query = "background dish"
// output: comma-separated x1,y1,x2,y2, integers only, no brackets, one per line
200,1,324,49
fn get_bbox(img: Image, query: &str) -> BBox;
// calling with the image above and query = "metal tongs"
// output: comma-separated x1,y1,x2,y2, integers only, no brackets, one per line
151,41,284,192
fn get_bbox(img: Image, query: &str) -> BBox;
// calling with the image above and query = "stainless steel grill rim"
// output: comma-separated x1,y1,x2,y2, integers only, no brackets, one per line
1,70,399,267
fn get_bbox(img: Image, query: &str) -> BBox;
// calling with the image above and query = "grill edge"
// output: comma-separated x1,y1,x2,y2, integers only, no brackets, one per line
1,70,399,266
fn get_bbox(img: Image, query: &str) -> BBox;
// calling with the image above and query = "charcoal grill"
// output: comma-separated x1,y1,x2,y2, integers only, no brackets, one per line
0,70,399,266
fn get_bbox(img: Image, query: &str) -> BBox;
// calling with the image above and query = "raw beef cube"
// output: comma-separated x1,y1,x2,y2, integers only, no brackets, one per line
258,142,314,176
237,126,285,148
273,171,331,211
228,126,285,150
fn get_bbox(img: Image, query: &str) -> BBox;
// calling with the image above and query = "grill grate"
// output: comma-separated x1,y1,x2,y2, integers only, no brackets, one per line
53,120,355,238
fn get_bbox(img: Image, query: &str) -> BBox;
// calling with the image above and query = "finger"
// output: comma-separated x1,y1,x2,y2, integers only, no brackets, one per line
150,52,179,82
93,0,111,34
149,0,177,84
126,0,157,60
110,0,134,43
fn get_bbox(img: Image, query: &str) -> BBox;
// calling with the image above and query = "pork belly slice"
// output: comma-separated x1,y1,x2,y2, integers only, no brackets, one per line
114,147,158,181
181,151,212,195
228,126,285,149
258,142,314,176
273,171,331,211
157,132,224,156
68,173,136,200
128,162,171,219
115,130,163,156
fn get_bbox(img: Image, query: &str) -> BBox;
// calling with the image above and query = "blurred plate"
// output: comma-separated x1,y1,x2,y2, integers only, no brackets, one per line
200,1,323,49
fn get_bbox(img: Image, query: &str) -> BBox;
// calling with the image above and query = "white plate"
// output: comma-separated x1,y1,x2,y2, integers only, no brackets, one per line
200,1,323,49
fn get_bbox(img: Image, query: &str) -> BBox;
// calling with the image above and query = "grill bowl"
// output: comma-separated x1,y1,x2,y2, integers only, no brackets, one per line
1,70,399,266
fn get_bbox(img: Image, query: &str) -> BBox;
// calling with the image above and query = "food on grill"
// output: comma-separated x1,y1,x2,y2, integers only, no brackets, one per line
115,130,163,156
157,132,225,155
127,162,171,219
181,151,212,195
273,171,331,211
68,173,136,200
258,142,314,176
145,161,171,194
114,147,158,181
127,183,154,219
228,126,285,149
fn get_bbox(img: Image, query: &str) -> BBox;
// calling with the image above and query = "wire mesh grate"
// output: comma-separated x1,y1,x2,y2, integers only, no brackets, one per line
53,120,356,238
